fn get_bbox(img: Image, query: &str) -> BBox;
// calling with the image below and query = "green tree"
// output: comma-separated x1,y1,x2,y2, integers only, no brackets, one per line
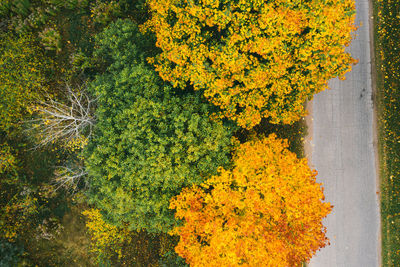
92,19,158,70
85,20,236,233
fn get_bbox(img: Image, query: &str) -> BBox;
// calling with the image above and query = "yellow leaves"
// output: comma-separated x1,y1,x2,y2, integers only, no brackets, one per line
144,0,356,129
170,134,331,266
0,33,50,131
0,143,17,174
63,136,89,151
0,193,39,242
83,209,131,258
146,0,172,17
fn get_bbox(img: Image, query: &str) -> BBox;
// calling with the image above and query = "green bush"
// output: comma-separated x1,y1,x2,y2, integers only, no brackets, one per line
85,20,236,233
0,240,23,267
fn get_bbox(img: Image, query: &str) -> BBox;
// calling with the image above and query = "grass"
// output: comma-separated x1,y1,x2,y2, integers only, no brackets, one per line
372,0,400,265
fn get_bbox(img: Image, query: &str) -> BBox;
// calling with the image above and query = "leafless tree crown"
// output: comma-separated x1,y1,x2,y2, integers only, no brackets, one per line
30,82,96,148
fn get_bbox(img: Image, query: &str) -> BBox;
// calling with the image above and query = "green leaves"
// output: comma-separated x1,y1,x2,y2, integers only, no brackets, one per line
85,20,236,233
93,19,158,70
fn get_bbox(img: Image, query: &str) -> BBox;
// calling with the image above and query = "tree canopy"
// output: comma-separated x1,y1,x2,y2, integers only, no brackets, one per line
85,20,236,233
0,33,49,131
143,0,357,128
170,134,331,266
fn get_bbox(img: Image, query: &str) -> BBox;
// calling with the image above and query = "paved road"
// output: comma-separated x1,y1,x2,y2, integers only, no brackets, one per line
308,0,380,266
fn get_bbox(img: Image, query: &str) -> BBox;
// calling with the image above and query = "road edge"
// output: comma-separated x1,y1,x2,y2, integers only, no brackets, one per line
304,100,314,267
304,100,314,170
368,0,382,265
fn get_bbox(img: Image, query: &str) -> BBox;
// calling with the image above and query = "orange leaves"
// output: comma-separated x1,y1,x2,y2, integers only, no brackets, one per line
143,0,356,129
170,134,331,266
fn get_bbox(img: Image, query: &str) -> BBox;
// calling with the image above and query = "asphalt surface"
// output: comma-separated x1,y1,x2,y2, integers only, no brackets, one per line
308,0,380,266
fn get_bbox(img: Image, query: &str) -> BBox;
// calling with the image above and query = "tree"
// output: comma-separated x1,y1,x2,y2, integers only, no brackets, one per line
142,0,357,129
53,161,88,193
170,134,332,266
0,33,48,131
92,19,158,69
30,82,95,149
85,20,236,233
0,143,18,175
82,208,134,264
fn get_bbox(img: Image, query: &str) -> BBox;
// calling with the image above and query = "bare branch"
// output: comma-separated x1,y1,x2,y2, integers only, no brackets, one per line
27,82,96,148
53,163,88,193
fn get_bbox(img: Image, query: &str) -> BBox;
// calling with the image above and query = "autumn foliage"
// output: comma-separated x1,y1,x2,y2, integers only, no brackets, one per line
0,33,48,131
143,0,357,128
170,134,332,266
82,208,167,265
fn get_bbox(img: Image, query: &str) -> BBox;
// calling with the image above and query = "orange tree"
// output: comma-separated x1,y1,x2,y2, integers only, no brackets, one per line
170,134,332,266
142,0,357,129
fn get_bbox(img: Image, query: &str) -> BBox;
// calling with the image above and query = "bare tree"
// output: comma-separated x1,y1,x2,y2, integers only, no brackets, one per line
25,81,95,193
53,163,88,193
29,82,96,148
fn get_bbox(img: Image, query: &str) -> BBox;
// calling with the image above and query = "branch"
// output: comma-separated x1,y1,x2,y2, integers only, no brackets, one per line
27,82,96,149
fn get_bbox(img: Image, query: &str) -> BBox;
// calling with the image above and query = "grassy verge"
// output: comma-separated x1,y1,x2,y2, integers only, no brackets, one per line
372,0,400,265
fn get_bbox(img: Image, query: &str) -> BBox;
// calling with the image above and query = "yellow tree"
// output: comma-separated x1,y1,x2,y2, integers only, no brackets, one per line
0,33,49,131
143,0,357,129
170,134,331,266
